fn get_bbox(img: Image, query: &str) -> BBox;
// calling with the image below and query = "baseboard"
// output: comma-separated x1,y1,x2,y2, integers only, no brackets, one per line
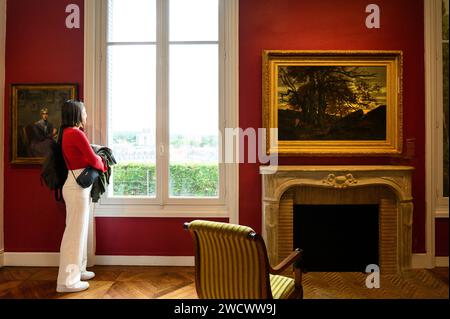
1,252,443,268
4,252,60,266
3,252,194,267
95,255,194,266
435,256,449,267
411,253,434,269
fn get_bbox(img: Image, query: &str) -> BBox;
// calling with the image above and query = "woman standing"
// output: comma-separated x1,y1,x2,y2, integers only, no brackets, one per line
56,100,107,293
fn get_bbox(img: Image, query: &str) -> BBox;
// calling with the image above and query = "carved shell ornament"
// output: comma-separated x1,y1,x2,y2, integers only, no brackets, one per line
322,173,358,188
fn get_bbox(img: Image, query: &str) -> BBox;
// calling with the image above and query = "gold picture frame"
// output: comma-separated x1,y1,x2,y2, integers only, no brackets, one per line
262,50,403,156
11,83,78,164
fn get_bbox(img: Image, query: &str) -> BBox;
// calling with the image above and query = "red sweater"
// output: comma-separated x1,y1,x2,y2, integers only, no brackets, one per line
62,127,107,172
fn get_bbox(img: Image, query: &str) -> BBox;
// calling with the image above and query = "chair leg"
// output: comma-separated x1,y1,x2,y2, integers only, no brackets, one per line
294,265,303,299
288,286,303,299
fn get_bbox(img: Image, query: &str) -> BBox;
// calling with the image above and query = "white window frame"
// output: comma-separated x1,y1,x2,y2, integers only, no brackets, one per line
84,0,239,221
425,0,449,262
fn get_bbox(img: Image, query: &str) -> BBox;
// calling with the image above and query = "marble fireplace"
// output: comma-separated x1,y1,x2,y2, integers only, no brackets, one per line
260,166,414,274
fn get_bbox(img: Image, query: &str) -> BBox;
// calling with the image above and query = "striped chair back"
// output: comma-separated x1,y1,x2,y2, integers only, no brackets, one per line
186,220,272,299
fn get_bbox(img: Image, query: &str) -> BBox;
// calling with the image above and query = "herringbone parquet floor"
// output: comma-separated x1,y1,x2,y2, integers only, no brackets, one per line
0,266,448,299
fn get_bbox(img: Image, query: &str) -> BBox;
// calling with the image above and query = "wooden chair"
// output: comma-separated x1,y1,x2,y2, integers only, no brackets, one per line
184,220,303,299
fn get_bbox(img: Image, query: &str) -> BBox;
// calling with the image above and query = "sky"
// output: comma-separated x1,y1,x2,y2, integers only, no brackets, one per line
107,0,219,136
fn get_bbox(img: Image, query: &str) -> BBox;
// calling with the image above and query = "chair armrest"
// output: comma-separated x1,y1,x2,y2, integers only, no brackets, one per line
270,249,303,275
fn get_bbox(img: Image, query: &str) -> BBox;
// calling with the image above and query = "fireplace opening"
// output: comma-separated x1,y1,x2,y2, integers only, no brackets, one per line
293,204,379,272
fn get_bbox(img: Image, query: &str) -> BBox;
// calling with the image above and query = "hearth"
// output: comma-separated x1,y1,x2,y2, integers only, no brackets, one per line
293,204,379,272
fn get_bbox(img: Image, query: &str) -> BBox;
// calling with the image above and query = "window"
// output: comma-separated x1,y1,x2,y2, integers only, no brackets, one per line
107,0,158,198
168,0,220,198
442,0,449,198
425,0,449,258
108,0,219,200
433,0,450,212
85,0,238,218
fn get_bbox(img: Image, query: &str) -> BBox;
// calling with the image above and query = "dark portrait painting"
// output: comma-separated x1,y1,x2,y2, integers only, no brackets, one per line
11,84,78,164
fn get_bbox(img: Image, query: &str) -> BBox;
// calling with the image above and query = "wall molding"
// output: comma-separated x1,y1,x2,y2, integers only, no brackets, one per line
3,252,194,267
0,250,4,268
0,0,6,268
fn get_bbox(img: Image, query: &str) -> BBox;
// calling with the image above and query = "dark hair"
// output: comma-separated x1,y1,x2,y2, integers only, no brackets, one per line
61,100,85,128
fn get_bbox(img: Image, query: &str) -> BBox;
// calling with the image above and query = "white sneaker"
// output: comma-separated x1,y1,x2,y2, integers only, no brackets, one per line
56,281,90,293
81,271,96,281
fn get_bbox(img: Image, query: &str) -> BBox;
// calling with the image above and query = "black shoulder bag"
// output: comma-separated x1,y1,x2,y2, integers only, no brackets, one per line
62,151,99,188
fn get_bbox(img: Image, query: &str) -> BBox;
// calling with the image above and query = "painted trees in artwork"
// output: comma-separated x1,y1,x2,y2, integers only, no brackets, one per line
278,66,382,128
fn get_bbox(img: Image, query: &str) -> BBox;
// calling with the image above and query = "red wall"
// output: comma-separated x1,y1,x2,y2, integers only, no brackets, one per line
239,0,427,253
4,0,84,252
3,0,226,255
96,218,226,256
3,0,447,256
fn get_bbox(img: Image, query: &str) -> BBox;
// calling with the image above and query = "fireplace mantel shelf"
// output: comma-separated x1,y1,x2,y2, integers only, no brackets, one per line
260,165,414,203
259,165,414,273
260,165,414,173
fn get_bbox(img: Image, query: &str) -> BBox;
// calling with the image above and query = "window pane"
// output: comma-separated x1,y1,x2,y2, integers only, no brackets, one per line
443,42,449,197
169,44,219,197
108,45,157,197
169,0,218,41
108,0,156,42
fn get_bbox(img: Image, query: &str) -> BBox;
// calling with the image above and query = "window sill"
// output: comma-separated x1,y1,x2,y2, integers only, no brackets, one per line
93,203,230,218
435,207,450,219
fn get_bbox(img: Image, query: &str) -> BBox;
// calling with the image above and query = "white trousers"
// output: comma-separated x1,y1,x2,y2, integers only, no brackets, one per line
57,169,92,286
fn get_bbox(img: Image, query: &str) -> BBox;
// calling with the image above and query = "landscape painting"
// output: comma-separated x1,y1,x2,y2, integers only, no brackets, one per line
263,51,403,156
278,65,386,141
